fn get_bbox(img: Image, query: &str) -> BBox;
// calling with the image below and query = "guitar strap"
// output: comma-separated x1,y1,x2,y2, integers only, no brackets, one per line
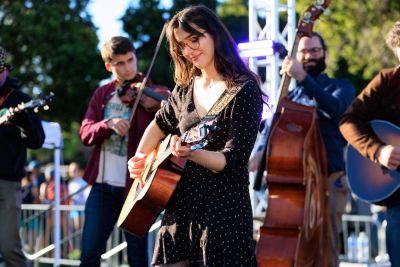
182,80,250,150
0,88,14,106
205,79,250,118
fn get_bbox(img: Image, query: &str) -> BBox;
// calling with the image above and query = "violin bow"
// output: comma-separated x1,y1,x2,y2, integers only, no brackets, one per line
128,22,168,123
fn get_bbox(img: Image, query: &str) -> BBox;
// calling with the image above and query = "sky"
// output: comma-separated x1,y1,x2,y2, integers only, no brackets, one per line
87,0,172,48
87,0,131,47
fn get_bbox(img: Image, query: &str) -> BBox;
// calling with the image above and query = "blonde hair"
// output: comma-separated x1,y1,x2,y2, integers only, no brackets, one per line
386,21,400,51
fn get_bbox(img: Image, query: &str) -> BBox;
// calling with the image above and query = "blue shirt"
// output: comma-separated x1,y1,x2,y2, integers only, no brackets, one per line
289,73,355,174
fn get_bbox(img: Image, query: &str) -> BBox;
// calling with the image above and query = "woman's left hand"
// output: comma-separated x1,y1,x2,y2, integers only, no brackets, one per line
170,134,191,158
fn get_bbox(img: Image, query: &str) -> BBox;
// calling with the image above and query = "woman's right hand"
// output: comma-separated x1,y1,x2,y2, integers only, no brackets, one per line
128,152,147,187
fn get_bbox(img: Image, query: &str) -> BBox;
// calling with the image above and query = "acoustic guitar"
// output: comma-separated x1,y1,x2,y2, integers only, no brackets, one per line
346,120,400,205
118,118,217,236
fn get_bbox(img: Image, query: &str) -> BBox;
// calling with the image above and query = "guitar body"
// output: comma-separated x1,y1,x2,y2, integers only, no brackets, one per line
117,135,186,236
346,120,400,205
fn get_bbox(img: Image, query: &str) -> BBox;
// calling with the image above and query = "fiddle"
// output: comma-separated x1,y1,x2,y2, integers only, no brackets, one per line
117,77,170,112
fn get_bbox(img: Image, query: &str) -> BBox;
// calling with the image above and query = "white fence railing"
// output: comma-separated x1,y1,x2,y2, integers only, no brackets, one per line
20,204,157,267
19,205,392,266
340,214,390,266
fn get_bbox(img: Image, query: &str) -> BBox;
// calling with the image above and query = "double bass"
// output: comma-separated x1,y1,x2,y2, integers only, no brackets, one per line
255,1,333,266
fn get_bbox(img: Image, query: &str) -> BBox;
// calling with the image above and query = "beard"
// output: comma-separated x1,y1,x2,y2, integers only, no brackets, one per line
302,56,326,77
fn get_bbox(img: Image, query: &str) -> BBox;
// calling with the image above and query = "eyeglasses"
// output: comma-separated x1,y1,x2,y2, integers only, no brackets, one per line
176,31,207,55
297,47,323,56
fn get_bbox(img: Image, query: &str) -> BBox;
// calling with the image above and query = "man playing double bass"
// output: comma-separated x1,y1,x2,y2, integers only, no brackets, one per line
281,32,355,265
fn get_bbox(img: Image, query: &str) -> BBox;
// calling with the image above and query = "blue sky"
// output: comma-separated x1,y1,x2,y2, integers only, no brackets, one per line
87,0,130,47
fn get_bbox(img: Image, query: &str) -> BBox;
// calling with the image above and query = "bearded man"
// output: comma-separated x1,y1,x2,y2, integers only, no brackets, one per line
281,32,356,266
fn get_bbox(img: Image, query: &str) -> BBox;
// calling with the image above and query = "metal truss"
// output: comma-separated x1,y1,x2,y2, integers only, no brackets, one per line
248,0,296,107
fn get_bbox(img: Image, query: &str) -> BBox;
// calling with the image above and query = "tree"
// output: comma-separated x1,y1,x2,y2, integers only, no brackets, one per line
122,0,245,90
122,0,174,89
0,0,107,130
218,0,249,43
1,0,108,163
296,0,400,91
172,0,217,13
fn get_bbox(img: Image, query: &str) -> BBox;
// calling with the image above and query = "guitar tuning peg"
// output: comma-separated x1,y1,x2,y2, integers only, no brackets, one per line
43,105,49,111
34,107,39,113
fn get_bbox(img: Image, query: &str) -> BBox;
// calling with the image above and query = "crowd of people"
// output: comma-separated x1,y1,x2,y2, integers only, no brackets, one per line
1,4,400,267
21,160,89,206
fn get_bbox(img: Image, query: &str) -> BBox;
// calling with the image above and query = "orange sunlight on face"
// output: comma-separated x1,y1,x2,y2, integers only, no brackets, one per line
173,26,216,73
106,51,137,83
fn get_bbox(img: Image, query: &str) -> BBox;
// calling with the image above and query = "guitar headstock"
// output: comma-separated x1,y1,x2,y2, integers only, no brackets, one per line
277,0,332,104
0,92,55,126
297,0,332,38
182,117,219,151
23,92,55,113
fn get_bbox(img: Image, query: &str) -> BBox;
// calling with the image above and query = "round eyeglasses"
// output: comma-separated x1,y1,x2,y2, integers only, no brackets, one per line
175,31,207,55
297,47,323,56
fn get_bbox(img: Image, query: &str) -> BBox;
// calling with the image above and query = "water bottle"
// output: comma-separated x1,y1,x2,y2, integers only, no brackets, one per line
347,232,357,262
357,231,369,262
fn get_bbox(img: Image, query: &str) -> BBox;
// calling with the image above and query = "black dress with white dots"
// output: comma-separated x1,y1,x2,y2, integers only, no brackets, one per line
152,78,263,267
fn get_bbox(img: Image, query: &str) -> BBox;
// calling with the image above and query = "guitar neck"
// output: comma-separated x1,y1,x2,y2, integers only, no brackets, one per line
276,35,300,109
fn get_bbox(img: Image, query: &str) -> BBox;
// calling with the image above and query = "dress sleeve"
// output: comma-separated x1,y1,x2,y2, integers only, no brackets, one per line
155,85,181,136
220,81,263,174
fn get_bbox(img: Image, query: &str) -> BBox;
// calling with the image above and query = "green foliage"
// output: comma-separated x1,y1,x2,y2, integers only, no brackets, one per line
62,122,91,167
122,0,174,89
296,0,400,91
122,0,219,90
172,0,217,13
6,0,400,165
0,0,108,164
0,0,107,130
28,122,89,167
218,0,249,42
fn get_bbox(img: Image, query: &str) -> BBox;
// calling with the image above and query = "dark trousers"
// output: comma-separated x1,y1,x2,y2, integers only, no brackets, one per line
386,200,400,267
0,179,27,267
80,183,148,267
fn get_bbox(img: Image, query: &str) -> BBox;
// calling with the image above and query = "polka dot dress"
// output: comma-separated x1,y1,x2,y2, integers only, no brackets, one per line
152,79,263,267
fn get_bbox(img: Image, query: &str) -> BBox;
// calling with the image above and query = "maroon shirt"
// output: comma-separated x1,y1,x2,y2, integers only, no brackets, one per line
79,79,160,194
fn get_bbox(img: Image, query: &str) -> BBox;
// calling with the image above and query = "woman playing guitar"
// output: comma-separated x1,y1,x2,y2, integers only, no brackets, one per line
128,5,263,267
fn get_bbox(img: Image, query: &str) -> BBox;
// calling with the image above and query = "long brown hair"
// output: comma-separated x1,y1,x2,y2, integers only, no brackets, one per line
166,5,259,90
